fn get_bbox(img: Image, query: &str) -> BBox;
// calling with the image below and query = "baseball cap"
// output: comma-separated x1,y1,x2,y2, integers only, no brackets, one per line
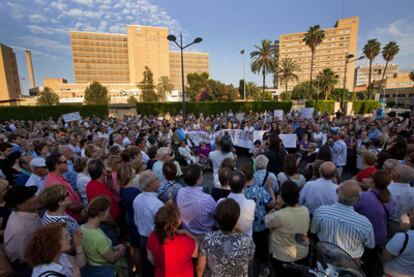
4,185,38,208
30,157,46,168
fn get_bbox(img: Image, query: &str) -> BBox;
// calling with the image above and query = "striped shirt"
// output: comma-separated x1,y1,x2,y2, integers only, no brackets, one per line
41,211,80,236
177,186,217,235
311,203,375,258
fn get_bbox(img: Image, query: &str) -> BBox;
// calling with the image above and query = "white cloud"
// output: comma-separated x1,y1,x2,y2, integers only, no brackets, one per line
7,2,25,20
19,36,71,53
50,0,67,11
73,0,94,7
34,0,47,5
28,25,68,35
66,8,101,18
29,14,47,23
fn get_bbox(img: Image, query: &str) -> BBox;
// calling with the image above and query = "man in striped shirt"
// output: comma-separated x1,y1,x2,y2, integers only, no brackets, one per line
311,180,375,258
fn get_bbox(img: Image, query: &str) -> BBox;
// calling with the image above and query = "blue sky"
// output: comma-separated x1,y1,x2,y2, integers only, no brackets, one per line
1,0,413,94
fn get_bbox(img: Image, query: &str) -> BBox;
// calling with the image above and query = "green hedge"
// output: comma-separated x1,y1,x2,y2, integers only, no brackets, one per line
135,101,293,115
0,105,108,122
305,100,336,114
353,100,381,114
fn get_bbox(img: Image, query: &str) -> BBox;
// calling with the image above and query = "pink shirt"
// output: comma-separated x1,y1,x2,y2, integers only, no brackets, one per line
45,173,81,221
4,211,42,263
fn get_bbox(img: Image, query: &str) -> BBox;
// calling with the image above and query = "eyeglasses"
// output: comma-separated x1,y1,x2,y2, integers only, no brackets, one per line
58,160,67,164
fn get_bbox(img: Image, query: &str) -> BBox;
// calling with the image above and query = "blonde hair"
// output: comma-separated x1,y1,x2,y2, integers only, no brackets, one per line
107,155,122,171
39,185,68,211
362,151,377,166
117,163,135,187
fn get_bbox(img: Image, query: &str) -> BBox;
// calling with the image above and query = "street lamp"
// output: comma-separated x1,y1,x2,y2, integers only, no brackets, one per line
167,33,202,118
240,49,246,101
342,53,364,113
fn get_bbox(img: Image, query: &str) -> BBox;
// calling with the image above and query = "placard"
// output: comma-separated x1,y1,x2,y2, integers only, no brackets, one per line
300,108,314,119
63,112,81,123
279,134,297,148
273,110,284,121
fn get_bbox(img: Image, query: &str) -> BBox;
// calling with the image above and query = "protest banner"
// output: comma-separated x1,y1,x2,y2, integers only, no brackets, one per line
300,108,314,119
62,112,81,123
186,131,212,147
273,110,284,121
279,134,297,148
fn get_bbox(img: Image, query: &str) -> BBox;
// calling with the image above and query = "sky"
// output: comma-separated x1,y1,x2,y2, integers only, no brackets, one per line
0,0,413,94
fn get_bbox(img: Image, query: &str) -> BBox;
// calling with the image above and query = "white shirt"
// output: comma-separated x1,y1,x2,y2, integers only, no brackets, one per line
332,139,347,167
133,192,164,237
141,150,150,165
76,173,91,207
209,150,235,188
25,173,45,192
388,182,414,222
152,160,165,184
225,192,256,237
32,253,73,277
299,178,338,214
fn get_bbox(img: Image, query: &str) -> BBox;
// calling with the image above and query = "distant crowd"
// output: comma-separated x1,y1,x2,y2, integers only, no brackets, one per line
0,109,413,277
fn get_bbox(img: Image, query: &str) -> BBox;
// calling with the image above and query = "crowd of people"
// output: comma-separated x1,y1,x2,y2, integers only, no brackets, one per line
0,109,413,277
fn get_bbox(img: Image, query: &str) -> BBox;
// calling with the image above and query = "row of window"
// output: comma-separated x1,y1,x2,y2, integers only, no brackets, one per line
73,59,129,64
73,47,128,53
71,35,127,42
74,53,128,59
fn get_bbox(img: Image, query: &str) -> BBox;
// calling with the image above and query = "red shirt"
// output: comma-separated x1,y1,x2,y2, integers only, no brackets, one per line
86,179,121,221
45,173,81,221
355,166,377,182
147,232,195,277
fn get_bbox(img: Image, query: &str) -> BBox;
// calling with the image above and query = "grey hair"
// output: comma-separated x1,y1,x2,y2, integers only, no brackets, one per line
394,164,414,183
255,154,269,170
138,170,158,192
156,147,171,159
383,159,399,172
337,180,361,206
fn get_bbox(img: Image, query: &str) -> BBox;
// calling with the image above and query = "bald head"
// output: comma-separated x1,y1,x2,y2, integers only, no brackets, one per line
319,161,337,180
392,164,414,183
338,180,361,206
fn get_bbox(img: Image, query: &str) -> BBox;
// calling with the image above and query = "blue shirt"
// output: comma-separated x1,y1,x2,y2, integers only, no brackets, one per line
120,186,141,240
15,170,30,186
244,184,271,232
157,180,183,203
311,202,375,258
367,128,382,140
253,169,279,193
299,178,338,214
384,230,414,276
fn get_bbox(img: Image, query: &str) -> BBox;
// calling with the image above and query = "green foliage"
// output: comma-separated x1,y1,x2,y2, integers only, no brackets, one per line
84,81,110,105
0,105,108,122
330,88,353,101
354,90,372,100
156,76,174,102
140,66,159,102
306,100,336,114
127,95,139,104
363,39,381,94
245,82,264,100
353,100,381,114
238,79,245,99
377,41,400,95
136,101,292,115
207,79,239,101
291,81,319,100
186,72,210,101
316,68,338,100
37,87,60,106
250,39,276,93
277,58,301,93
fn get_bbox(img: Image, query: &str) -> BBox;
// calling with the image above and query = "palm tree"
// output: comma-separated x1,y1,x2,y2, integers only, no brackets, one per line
316,68,339,100
377,41,400,96
250,39,275,94
277,58,301,94
362,39,381,98
303,25,325,98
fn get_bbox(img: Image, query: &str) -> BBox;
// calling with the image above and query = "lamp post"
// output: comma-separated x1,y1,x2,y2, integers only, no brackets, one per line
167,33,202,118
241,49,246,101
342,53,364,113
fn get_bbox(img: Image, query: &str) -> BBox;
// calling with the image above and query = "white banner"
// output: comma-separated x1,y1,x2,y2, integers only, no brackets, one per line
273,109,284,121
63,112,81,123
300,108,314,119
186,131,212,147
279,134,298,148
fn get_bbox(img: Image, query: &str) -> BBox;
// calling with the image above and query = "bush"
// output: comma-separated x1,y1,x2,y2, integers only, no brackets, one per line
0,105,108,122
305,100,336,114
353,100,381,114
136,101,293,115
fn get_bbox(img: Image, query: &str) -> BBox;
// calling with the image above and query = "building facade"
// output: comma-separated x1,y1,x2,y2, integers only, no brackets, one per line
169,51,210,89
278,16,359,91
70,25,209,91
354,64,398,87
0,44,21,101
374,72,414,107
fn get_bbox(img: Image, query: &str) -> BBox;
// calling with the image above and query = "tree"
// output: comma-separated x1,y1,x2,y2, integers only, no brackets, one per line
303,25,325,98
84,81,110,104
238,79,246,99
250,39,275,94
377,41,400,96
156,76,174,102
127,95,139,104
316,68,338,100
331,88,353,101
291,81,318,100
139,66,158,102
186,72,209,101
37,87,59,105
362,39,381,98
409,70,414,84
277,58,301,93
